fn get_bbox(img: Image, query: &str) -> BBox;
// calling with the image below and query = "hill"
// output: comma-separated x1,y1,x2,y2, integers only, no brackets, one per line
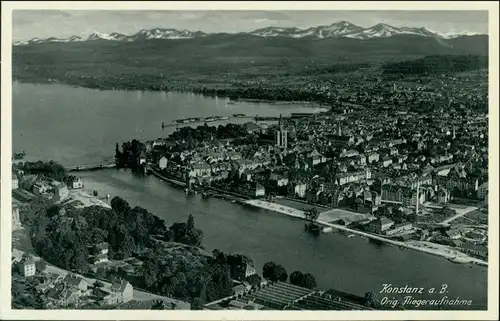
12,34,488,93
382,55,488,76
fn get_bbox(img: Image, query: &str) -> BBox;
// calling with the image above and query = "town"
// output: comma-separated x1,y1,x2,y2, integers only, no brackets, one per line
10,64,488,310
116,69,488,263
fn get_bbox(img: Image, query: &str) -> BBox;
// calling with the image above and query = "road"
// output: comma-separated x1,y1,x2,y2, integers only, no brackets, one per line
245,200,488,267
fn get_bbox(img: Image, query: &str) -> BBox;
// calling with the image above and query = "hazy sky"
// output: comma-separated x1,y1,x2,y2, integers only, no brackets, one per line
13,10,489,41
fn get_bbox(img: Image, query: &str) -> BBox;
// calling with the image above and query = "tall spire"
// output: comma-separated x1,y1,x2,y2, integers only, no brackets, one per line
415,181,420,215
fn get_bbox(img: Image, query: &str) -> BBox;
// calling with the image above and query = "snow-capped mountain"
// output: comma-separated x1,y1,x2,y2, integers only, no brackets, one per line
249,21,366,39
130,28,207,40
346,23,442,39
13,21,485,45
313,21,365,38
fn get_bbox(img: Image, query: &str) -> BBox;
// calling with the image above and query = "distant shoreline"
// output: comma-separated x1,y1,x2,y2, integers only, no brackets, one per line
12,79,333,106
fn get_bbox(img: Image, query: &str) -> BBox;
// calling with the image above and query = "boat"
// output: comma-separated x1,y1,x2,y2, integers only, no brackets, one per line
231,200,237,203
347,234,356,238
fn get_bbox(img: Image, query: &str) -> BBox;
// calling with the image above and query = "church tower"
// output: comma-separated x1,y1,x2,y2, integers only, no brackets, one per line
276,114,288,149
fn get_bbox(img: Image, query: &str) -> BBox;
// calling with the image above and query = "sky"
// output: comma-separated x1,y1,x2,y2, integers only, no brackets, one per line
12,10,489,41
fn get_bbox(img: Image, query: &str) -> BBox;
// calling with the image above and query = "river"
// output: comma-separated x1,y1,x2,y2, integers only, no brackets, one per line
12,83,487,310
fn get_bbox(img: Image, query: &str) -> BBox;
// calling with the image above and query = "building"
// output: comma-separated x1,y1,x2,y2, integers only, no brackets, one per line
33,182,50,196
334,171,366,186
275,115,288,149
52,182,69,202
12,174,19,190
91,253,108,264
367,152,380,164
110,279,134,304
458,243,488,259
158,156,169,170
445,229,462,240
64,274,88,293
234,263,257,281
94,242,109,255
254,183,266,197
434,168,479,193
270,173,289,187
46,284,80,307
68,176,84,189
476,182,488,200
436,187,451,204
19,257,36,277
381,185,405,204
88,242,109,264
307,150,324,166
138,151,147,165
12,205,21,228
188,163,212,178
385,222,413,236
367,217,394,234
381,157,393,167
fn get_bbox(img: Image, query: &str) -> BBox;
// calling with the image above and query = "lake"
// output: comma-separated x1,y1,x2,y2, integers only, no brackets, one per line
12,83,488,309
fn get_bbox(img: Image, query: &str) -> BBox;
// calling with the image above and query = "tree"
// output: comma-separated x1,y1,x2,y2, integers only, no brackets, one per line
301,273,317,289
143,259,159,289
191,297,205,310
187,214,195,231
246,274,262,288
110,196,130,214
364,291,380,308
289,271,304,286
35,260,47,273
275,265,288,282
262,261,287,282
109,225,135,259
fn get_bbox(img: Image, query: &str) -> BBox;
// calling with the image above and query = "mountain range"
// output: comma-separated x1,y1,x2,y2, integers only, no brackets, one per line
13,21,486,45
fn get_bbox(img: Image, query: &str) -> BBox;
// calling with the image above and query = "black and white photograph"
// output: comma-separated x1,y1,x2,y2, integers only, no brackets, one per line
1,1,498,320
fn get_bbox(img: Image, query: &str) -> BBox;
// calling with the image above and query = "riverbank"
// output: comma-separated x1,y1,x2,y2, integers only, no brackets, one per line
244,199,488,267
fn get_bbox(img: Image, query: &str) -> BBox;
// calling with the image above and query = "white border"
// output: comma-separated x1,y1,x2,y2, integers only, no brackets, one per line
1,1,499,320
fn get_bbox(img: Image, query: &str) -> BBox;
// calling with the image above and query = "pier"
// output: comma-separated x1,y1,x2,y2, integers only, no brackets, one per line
66,162,116,172
162,115,279,129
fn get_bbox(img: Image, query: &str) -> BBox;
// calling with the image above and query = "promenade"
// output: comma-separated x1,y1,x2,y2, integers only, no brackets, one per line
244,200,488,267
